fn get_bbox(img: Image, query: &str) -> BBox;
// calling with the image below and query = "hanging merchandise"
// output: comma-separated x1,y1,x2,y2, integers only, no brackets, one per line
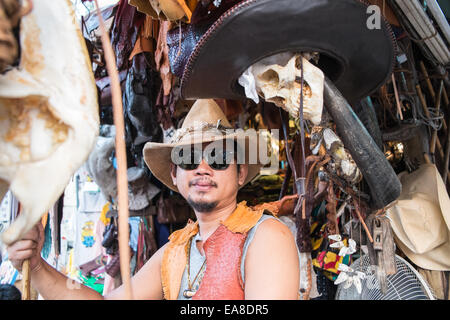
2,0,447,302
86,132,117,204
110,0,146,73
0,253,19,286
386,164,450,271
135,217,158,273
0,0,21,72
41,213,52,259
156,188,194,225
0,0,100,246
129,0,198,22
123,52,162,165
75,211,102,266
81,220,95,248
102,216,119,256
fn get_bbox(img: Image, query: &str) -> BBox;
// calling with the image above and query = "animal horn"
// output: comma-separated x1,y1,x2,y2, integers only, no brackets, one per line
323,77,401,209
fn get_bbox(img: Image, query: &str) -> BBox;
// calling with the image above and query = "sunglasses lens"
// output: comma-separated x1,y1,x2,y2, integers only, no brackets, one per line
176,146,234,171
207,149,232,170
177,148,201,170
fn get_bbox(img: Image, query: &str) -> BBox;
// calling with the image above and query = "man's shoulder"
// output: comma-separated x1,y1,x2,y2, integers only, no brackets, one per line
250,215,296,246
167,220,199,246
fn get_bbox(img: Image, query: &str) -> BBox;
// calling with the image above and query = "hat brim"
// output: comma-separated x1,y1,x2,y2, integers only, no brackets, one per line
143,132,266,192
180,0,396,103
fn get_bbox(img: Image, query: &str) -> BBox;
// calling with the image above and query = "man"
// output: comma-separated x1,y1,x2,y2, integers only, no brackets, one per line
6,99,300,300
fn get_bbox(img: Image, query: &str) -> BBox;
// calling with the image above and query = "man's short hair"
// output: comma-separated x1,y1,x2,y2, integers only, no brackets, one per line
0,284,22,300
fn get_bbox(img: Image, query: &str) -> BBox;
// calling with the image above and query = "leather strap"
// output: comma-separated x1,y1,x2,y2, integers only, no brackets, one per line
279,55,307,217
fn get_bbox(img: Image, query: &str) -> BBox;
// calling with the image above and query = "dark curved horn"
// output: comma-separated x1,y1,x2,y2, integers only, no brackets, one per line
323,77,401,209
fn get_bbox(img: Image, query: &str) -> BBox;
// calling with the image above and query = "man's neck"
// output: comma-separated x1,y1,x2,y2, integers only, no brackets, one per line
195,199,237,242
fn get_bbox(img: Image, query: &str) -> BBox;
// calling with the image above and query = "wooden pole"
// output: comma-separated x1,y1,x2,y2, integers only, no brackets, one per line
437,81,447,133
21,259,30,300
392,74,404,120
94,0,133,300
443,86,449,108
420,61,436,101
416,84,446,159
443,116,450,188
353,200,374,243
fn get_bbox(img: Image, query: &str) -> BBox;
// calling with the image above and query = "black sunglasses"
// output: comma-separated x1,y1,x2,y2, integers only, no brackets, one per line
172,146,236,171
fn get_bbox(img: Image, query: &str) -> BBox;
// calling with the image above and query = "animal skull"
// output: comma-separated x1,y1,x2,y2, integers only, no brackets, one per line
311,126,362,185
252,53,324,125
0,0,99,245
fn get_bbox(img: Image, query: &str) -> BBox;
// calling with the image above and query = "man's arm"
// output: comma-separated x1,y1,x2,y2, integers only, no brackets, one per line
104,243,166,300
28,257,104,300
244,218,300,300
7,222,166,300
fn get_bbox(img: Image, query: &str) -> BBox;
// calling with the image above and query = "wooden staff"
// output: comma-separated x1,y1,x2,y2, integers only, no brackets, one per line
22,259,30,300
94,0,133,299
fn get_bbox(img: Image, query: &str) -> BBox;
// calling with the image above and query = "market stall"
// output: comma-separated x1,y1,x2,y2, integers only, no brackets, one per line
0,0,449,301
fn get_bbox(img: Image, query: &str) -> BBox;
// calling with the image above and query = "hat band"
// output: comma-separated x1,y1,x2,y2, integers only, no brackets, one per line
171,120,233,143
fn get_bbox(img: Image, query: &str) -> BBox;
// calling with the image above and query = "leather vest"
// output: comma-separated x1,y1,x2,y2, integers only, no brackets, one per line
160,201,266,300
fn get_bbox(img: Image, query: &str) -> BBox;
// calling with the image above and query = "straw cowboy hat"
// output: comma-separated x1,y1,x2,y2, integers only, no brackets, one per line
143,99,265,192
386,164,450,271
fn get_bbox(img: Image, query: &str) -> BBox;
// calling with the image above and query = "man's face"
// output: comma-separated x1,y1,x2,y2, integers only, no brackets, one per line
170,142,248,213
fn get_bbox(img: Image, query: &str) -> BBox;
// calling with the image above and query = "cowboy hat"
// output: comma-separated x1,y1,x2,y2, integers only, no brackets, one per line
386,164,450,271
143,99,267,192
171,0,396,103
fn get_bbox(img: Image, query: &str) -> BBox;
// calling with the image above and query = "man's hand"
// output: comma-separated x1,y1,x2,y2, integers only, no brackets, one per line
7,221,45,273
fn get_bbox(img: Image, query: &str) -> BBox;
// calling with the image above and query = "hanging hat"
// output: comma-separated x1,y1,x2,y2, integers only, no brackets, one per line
129,0,194,22
127,166,161,211
143,99,266,192
170,0,396,103
386,164,450,271
85,135,118,203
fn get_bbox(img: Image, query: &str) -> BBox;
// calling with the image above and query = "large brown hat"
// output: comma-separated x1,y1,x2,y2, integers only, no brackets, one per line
171,0,396,103
143,99,267,192
386,164,450,271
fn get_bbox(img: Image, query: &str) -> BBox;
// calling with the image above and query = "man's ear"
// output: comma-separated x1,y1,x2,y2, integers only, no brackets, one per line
238,164,249,186
170,163,177,186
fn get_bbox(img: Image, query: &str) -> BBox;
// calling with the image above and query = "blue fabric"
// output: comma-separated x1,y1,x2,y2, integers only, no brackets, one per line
153,215,170,248
42,213,52,259
128,217,141,252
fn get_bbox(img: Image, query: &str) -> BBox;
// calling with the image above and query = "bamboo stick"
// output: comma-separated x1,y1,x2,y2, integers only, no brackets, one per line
436,80,446,132
22,259,30,300
436,138,445,160
353,200,374,243
443,86,449,108
94,0,133,300
424,150,450,184
431,81,446,158
416,84,431,118
416,84,446,159
443,116,450,187
392,74,404,120
420,61,436,100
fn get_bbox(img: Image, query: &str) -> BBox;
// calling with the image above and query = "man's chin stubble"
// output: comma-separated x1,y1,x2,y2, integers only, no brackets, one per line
187,196,218,213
